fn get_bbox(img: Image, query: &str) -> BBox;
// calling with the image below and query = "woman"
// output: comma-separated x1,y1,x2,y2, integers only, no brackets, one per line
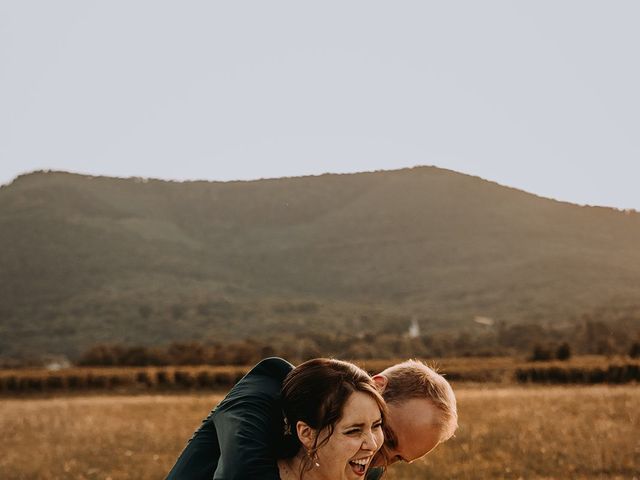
166,357,387,480
277,358,387,480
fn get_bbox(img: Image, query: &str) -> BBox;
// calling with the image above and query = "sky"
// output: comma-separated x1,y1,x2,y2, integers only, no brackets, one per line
1,1,639,209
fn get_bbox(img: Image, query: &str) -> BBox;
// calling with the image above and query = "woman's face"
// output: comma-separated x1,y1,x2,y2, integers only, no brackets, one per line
313,391,384,479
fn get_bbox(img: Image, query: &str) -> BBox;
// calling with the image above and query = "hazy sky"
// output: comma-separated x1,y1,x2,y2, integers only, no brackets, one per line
2,1,639,209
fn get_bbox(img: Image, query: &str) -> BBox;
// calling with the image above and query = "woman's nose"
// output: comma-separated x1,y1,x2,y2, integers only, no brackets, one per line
363,430,379,450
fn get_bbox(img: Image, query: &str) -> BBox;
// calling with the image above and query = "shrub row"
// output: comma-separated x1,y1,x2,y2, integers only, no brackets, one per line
515,363,640,384
0,367,248,394
3,358,638,394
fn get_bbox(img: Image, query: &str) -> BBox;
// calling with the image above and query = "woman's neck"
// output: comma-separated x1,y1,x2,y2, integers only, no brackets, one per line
278,452,323,480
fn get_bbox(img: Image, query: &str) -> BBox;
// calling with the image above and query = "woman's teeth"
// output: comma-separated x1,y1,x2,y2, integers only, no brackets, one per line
349,458,369,475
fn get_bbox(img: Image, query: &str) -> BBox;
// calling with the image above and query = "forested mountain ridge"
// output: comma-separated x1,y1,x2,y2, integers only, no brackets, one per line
2,167,640,358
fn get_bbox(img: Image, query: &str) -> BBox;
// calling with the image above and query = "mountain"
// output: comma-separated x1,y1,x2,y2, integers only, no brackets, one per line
1,167,640,358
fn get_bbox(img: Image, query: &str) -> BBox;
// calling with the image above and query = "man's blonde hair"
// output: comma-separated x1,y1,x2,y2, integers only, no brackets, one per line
380,359,458,441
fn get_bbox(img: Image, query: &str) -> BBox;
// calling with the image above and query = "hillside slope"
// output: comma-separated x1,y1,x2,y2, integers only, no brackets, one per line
2,167,639,357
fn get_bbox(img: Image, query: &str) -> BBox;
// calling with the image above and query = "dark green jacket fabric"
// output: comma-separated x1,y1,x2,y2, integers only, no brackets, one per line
167,357,293,479
166,357,384,480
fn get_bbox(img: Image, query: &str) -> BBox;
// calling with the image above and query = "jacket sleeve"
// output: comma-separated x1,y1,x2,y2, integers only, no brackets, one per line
366,467,385,480
212,357,293,480
165,415,221,480
212,391,282,479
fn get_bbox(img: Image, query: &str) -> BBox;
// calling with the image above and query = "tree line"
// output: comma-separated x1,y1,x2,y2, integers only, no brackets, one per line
73,319,640,367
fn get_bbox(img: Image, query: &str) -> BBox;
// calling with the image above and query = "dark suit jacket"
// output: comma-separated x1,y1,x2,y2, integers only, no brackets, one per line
166,357,384,480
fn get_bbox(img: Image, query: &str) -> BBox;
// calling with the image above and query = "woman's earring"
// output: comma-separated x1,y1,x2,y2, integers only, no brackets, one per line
283,416,292,436
307,449,320,467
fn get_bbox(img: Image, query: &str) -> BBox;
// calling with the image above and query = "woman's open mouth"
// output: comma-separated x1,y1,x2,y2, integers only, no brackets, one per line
348,456,371,476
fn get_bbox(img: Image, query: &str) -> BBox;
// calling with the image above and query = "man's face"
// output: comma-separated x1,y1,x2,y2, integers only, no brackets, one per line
381,398,443,465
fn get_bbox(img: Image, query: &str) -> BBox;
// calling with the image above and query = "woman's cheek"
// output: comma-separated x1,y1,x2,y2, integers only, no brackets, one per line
348,436,364,451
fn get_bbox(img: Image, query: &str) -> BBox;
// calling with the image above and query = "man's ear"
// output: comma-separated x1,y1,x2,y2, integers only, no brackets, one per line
372,374,388,393
296,421,317,450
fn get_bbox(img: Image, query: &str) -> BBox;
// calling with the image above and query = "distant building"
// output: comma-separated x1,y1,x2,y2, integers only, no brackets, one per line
473,316,495,326
408,318,420,338
45,356,71,371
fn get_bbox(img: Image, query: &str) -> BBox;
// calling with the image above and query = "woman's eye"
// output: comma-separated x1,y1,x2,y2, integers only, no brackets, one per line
345,429,361,435
373,422,383,429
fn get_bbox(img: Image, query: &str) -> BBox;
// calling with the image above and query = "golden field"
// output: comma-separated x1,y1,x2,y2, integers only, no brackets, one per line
1,384,638,480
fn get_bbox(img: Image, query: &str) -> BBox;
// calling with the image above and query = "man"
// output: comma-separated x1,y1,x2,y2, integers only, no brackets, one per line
167,357,457,479
373,359,458,465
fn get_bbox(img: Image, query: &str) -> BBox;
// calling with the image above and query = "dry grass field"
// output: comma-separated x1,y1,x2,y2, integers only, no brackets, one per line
1,385,638,480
